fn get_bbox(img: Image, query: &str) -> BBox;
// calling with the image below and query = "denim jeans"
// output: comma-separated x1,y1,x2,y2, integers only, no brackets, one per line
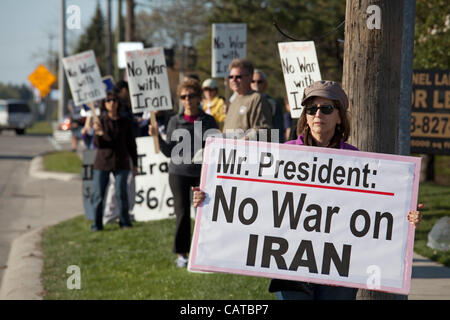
276,284,357,300
92,169,132,230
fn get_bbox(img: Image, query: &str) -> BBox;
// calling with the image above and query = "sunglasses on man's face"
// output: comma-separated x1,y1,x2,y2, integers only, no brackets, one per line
305,105,336,115
180,93,197,100
228,74,248,80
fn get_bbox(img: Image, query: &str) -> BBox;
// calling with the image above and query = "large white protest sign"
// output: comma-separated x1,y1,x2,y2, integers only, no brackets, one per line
125,47,173,114
278,41,322,119
117,42,144,69
189,137,421,295
133,137,175,220
62,50,106,106
212,23,247,78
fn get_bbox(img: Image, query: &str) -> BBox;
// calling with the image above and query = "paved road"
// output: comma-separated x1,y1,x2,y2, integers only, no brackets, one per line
0,130,81,289
0,132,55,285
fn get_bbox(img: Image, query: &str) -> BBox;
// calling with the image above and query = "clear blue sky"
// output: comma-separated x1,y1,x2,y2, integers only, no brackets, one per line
0,0,151,87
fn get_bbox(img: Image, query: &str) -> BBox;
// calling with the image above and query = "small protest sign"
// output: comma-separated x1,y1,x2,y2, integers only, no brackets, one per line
80,77,114,117
189,137,421,295
125,47,173,114
82,149,97,220
212,23,247,78
133,137,174,220
62,50,106,106
278,41,322,119
102,75,115,93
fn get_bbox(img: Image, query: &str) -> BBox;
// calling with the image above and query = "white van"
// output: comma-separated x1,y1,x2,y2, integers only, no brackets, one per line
0,99,34,135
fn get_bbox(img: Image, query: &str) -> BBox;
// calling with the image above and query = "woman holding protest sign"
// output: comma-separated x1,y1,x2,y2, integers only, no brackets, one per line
192,80,422,299
91,91,138,232
148,79,218,268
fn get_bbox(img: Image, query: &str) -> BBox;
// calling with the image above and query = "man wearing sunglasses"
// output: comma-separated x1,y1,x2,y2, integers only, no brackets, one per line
251,69,285,142
223,59,273,141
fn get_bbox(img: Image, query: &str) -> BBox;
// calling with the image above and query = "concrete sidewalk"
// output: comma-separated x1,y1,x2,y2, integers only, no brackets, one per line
0,154,449,299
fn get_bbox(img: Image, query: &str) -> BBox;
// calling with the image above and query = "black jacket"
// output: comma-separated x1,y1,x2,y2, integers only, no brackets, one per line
159,110,218,177
94,114,137,171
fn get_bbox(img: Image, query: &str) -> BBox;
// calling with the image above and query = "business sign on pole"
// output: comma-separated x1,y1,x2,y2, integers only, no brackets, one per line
278,41,322,119
189,137,421,295
133,137,175,220
410,70,450,154
212,23,247,78
125,47,173,114
62,50,106,106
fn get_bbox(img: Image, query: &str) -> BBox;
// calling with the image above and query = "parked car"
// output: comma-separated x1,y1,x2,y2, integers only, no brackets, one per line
0,99,34,135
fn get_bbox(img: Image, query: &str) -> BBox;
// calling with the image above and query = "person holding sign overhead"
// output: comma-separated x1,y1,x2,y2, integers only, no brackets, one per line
148,79,218,268
91,91,138,232
193,80,423,299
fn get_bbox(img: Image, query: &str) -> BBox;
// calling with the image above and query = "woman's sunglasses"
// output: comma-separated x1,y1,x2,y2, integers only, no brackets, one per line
106,98,117,103
305,105,336,115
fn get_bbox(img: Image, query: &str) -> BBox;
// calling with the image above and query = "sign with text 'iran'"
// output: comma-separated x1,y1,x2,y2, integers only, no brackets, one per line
125,47,173,114
62,50,106,106
133,137,174,221
278,41,321,119
189,138,421,295
212,23,246,78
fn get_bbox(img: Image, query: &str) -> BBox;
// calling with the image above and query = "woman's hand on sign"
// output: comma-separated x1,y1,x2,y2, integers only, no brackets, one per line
93,119,103,135
192,186,206,208
148,124,159,136
407,203,424,228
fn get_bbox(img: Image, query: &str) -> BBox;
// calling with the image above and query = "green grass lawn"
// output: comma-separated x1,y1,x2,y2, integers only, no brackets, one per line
41,217,275,300
43,151,82,174
27,121,53,135
415,182,450,267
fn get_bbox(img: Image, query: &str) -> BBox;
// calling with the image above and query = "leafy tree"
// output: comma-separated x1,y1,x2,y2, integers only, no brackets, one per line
414,0,450,69
136,0,209,49
0,83,33,101
195,0,346,101
74,2,106,74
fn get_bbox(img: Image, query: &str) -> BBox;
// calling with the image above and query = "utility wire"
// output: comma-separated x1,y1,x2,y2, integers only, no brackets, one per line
273,20,345,42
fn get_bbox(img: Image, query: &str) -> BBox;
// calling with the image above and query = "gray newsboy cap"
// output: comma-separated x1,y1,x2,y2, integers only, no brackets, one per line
301,80,349,111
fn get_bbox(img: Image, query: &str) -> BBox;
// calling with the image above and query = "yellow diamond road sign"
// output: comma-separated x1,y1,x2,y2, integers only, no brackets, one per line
28,64,56,97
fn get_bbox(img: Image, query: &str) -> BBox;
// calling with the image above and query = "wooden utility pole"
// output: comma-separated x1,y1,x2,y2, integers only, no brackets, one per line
105,0,113,76
115,0,124,81
344,0,400,153
342,0,416,300
125,0,135,42
58,0,67,123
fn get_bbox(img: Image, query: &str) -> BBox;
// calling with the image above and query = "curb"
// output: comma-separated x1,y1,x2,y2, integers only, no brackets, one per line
29,155,81,181
0,227,46,300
